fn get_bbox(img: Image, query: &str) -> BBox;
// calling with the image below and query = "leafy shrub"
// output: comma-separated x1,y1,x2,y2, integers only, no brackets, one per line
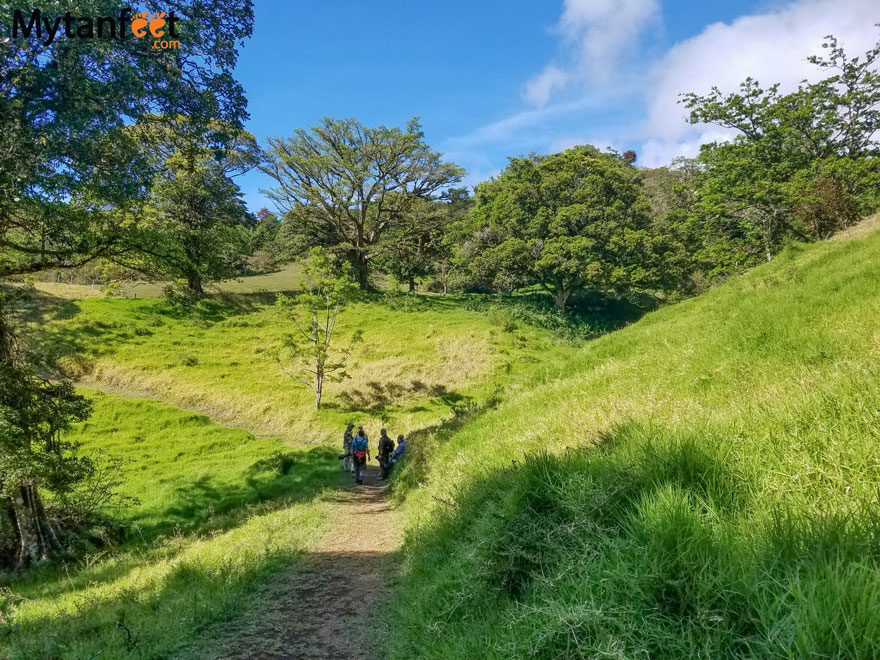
382,292,424,312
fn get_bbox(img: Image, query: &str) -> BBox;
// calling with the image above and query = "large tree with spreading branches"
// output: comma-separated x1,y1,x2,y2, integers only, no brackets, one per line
261,117,465,288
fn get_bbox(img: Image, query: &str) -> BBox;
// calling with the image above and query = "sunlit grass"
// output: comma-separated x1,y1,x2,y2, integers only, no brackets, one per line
37,292,580,444
391,225,880,658
30,263,306,299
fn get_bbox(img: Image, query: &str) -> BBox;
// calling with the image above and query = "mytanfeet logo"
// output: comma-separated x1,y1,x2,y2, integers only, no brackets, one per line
10,7,182,49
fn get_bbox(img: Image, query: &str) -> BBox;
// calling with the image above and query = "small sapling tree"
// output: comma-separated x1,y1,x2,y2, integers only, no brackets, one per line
275,248,361,410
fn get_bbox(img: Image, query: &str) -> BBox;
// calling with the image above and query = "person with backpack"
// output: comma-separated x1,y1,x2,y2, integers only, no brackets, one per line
351,426,371,485
341,423,355,473
376,428,395,479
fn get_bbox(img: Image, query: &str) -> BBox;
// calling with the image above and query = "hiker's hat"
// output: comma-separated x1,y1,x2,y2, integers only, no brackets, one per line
347,423,354,429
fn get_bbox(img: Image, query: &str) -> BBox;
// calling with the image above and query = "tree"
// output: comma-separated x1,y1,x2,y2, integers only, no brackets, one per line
274,248,361,410
0,289,92,567
379,190,470,292
261,117,465,288
0,0,255,278
147,162,253,294
681,29,880,268
121,119,259,294
0,0,254,565
466,146,666,309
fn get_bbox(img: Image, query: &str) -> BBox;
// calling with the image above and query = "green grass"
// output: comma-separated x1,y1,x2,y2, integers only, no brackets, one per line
34,290,581,444
390,227,880,658
30,263,306,300
1,283,587,658
67,390,340,539
0,391,340,659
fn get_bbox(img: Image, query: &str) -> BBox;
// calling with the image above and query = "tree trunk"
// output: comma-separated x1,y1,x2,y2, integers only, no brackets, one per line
11,483,61,567
351,252,369,289
0,499,18,568
553,288,573,310
187,273,204,295
408,277,416,292
315,372,323,410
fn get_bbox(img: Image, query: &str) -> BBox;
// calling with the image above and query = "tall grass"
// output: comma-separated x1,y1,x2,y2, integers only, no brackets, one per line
391,228,880,658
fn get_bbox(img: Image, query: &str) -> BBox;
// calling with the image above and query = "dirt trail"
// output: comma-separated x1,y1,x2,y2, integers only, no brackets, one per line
78,378,404,659
208,465,402,660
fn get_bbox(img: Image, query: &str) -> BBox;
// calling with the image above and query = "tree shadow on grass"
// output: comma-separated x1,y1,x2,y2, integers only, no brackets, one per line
1,469,397,660
394,422,880,658
2,547,399,660
333,379,456,416
0,447,345,604
130,446,343,542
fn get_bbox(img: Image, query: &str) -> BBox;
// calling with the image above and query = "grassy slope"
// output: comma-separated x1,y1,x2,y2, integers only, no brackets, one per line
392,228,880,658
0,392,338,659
35,293,577,443
2,290,581,658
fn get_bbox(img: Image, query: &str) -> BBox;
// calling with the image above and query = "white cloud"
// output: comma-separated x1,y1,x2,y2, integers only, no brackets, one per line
447,0,879,185
523,0,660,107
640,0,880,166
559,0,660,82
524,65,569,107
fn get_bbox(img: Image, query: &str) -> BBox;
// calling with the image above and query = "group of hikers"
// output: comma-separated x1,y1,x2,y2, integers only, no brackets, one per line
340,423,406,485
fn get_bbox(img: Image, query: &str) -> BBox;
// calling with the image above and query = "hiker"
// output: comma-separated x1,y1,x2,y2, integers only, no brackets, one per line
341,423,355,473
351,426,371,485
387,434,406,474
377,428,395,479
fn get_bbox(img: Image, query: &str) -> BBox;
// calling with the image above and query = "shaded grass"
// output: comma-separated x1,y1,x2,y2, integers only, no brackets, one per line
0,392,341,659
391,228,880,658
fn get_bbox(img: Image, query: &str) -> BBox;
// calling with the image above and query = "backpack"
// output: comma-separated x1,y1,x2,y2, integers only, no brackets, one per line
352,437,368,464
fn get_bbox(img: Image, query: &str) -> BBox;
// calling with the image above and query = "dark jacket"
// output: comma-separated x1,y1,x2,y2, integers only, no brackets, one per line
377,435,395,460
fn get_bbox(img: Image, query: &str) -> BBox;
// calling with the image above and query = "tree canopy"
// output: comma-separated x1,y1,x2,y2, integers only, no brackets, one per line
681,31,880,268
464,146,669,309
0,0,254,567
261,117,465,287
0,0,255,278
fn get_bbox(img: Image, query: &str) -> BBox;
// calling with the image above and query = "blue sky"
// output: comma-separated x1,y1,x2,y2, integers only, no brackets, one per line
234,0,879,213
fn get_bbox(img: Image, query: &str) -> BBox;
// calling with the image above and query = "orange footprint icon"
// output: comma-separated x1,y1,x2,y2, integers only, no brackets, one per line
131,11,167,38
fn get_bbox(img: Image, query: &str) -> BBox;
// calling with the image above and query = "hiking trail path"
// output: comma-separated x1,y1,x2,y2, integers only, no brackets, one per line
208,465,402,660
78,378,404,660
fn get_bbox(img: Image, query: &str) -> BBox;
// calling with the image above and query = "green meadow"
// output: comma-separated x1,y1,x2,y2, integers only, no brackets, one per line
4,223,880,659
33,290,582,444
0,391,336,659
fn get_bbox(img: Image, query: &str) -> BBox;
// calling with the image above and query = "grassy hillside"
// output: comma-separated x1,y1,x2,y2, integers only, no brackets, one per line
32,292,579,443
391,227,880,658
30,263,305,300
0,392,338,659
1,288,585,658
